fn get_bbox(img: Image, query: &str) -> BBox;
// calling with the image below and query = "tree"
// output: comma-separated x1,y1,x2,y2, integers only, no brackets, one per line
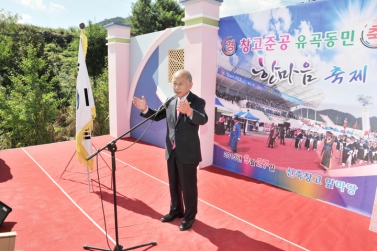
50,26,110,142
97,17,126,27
50,35,80,142
0,13,111,149
0,45,59,149
130,0,155,36
130,0,184,36
356,95,373,106
0,9,19,88
154,0,185,32
92,68,109,136
85,21,108,85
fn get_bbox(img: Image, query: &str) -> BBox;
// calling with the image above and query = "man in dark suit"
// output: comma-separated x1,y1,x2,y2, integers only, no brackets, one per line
279,125,286,145
132,69,208,231
228,116,241,153
267,123,277,148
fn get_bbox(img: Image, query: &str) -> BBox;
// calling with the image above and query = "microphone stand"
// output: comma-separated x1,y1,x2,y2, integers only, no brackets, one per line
83,104,168,251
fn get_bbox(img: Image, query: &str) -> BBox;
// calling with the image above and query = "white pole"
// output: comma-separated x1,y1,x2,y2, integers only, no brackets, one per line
86,165,91,193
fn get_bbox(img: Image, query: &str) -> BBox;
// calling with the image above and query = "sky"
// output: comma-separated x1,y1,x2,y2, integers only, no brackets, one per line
1,0,308,29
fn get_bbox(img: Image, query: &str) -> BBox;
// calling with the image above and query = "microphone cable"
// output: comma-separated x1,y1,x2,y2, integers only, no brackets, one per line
116,95,176,152
117,104,167,152
95,153,112,250
94,103,167,247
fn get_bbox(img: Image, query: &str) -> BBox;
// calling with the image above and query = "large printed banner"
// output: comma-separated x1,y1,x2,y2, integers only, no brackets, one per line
214,0,377,216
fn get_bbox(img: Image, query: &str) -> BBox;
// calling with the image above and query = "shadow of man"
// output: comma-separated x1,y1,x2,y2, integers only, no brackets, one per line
93,190,285,250
93,190,162,221
193,219,285,251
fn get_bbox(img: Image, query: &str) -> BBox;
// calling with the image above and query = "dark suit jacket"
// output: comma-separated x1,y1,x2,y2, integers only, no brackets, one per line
141,92,208,164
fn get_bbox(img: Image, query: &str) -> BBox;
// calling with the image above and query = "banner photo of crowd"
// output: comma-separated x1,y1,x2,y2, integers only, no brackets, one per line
213,0,377,216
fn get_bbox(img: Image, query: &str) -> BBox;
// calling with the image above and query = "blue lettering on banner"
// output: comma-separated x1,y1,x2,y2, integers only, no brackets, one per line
285,168,358,195
295,170,303,180
222,152,275,173
223,151,242,163
222,152,358,195
313,174,322,185
304,172,313,183
286,167,295,178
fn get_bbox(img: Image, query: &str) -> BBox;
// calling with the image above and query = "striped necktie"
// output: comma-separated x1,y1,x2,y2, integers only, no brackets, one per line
173,98,180,149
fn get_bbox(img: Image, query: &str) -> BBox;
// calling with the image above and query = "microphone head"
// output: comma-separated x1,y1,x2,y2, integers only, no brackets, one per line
164,95,177,107
169,94,177,101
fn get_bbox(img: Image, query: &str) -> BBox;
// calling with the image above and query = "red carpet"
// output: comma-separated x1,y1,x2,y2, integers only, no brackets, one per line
1,135,377,251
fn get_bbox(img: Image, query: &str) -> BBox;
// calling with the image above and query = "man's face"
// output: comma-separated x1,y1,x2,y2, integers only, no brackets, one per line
172,72,193,99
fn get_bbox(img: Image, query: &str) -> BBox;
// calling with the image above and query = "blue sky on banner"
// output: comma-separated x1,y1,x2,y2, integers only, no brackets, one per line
3,0,306,29
217,0,377,116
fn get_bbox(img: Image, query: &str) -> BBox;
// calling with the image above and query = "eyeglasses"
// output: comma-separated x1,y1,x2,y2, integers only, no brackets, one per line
173,83,185,88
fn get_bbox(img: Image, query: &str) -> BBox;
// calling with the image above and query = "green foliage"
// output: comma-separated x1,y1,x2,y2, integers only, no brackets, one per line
0,9,19,87
0,10,112,149
92,67,109,136
0,3,185,149
85,21,108,85
130,0,155,36
0,45,59,148
154,0,185,32
0,9,19,35
97,17,126,27
50,36,81,142
130,0,184,36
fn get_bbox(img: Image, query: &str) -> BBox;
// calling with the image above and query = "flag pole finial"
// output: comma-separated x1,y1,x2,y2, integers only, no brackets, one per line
79,23,85,30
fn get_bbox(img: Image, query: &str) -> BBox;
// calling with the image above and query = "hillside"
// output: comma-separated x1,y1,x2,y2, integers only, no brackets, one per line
96,16,131,27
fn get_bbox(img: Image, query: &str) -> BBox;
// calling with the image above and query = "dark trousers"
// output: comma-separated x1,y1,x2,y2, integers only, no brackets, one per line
295,139,300,149
167,149,198,221
268,136,275,147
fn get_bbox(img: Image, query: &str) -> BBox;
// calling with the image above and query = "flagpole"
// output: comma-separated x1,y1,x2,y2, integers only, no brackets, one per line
86,165,90,193
77,22,156,251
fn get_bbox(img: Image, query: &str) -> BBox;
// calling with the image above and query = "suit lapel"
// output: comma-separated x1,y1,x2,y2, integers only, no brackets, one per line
175,103,181,127
170,97,177,123
175,92,193,126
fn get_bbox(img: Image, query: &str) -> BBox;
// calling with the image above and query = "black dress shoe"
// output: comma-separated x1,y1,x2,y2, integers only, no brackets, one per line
179,219,195,231
160,213,184,222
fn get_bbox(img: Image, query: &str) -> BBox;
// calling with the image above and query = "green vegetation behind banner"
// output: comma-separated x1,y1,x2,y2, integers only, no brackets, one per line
0,1,185,150
0,9,109,150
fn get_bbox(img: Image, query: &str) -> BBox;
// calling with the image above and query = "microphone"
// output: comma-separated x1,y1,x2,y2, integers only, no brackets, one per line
160,95,177,109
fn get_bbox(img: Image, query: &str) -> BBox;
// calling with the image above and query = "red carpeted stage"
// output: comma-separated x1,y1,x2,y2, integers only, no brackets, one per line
1,135,376,251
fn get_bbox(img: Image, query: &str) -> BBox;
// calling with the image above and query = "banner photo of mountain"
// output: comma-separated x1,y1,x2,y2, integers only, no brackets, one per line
213,0,377,216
